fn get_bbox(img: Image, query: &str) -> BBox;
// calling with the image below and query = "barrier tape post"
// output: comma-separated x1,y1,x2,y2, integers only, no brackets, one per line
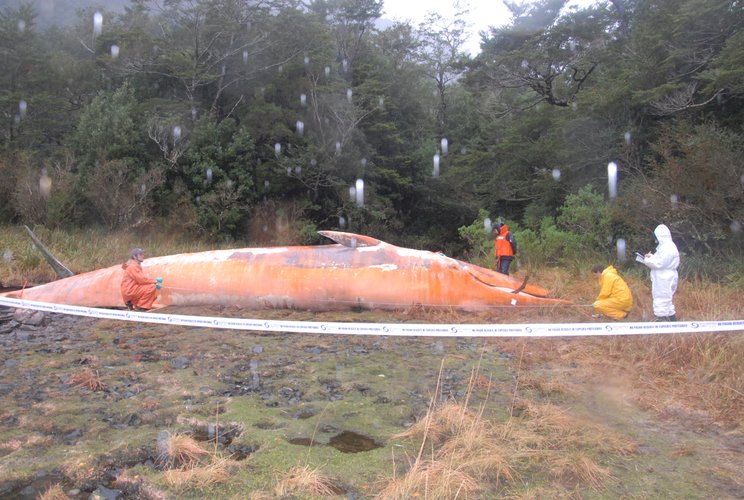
1,297,743,338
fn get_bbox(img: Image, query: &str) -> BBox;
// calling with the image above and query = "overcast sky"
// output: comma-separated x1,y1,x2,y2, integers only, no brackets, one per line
382,0,512,55
383,0,599,55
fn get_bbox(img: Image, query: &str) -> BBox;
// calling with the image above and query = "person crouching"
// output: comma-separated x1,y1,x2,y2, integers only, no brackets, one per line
591,264,633,320
121,248,159,311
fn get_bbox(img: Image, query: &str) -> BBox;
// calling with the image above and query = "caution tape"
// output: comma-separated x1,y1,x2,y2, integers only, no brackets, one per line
1,297,743,337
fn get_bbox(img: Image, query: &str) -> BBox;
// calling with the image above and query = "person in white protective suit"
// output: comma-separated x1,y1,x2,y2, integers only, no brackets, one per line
641,224,680,321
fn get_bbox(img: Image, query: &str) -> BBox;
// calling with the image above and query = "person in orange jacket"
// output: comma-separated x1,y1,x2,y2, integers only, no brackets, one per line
120,248,160,311
493,223,517,275
591,264,633,320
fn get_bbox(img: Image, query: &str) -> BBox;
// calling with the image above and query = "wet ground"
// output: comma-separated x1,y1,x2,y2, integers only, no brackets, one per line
0,305,742,498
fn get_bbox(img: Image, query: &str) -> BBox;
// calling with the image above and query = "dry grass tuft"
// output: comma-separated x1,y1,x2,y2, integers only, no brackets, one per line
26,433,55,448
383,397,515,498
162,456,237,490
439,426,514,483
142,399,161,411
512,400,576,440
274,465,340,497
376,459,480,499
549,452,614,490
0,439,23,453
246,492,275,500
158,432,210,469
609,332,744,426
383,381,634,497
510,399,638,458
394,401,480,445
37,483,68,500
672,445,696,457
518,374,567,397
70,368,106,391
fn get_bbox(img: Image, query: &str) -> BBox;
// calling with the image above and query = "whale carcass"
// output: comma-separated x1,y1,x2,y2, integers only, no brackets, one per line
1,231,569,311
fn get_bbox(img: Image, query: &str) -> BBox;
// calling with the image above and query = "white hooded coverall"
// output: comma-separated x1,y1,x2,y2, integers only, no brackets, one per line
643,224,680,318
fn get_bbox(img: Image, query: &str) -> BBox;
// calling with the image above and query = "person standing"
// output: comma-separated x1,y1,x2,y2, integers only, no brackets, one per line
120,248,160,311
494,223,517,275
591,264,633,320
641,224,680,321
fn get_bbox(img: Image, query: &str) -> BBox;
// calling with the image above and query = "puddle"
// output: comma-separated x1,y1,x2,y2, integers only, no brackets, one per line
288,431,381,452
288,437,320,446
254,420,286,430
328,431,382,453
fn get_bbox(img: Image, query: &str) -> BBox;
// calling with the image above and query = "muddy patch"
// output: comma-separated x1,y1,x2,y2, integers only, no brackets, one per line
288,430,383,453
1,306,742,498
328,430,383,453
288,436,320,446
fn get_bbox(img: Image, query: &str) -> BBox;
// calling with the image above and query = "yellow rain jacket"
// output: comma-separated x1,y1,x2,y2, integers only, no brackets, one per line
593,265,633,320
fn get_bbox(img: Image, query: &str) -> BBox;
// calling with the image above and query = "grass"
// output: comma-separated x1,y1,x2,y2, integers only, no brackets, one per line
1,223,743,497
37,484,68,500
69,368,106,392
377,363,632,498
157,432,211,469
273,465,341,497
162,456,239,491
0,224,240,285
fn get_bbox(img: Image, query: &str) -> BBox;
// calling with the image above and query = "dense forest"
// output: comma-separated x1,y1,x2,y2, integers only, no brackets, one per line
1,0,743,273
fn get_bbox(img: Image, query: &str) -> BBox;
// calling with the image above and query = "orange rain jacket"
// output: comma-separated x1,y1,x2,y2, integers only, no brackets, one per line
593,265,633,320
120,258,158,309
494,224,516,258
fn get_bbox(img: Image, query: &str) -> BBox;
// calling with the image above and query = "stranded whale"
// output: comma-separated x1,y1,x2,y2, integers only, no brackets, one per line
1,231,569,311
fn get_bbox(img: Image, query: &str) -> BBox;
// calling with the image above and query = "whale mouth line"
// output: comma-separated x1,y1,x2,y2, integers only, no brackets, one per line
465,268,546,297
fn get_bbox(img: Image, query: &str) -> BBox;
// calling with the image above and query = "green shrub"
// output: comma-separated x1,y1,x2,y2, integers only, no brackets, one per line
457,209,495,268
459,186,619,271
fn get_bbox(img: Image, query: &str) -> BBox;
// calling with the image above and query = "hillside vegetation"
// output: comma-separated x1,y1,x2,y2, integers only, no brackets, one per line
0,0,743,263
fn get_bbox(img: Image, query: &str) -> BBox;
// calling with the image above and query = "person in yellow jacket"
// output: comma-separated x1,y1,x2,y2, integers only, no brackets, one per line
591,264,633,320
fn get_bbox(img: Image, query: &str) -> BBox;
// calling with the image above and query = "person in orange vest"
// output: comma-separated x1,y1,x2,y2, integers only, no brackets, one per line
591,264,633,320
493,222,517,275
120,248,161,311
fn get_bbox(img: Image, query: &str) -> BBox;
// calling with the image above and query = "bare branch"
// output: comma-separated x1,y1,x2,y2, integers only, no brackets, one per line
650,82,724,116
78,38,94,54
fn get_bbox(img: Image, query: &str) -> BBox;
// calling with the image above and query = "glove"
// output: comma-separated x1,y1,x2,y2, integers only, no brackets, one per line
156,283,162,290
156,277,163,283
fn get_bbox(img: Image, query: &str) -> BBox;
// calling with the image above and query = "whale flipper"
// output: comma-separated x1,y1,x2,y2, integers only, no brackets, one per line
24,225,74,278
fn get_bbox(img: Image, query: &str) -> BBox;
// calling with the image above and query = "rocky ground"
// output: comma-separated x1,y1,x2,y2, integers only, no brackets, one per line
1,305,742,499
